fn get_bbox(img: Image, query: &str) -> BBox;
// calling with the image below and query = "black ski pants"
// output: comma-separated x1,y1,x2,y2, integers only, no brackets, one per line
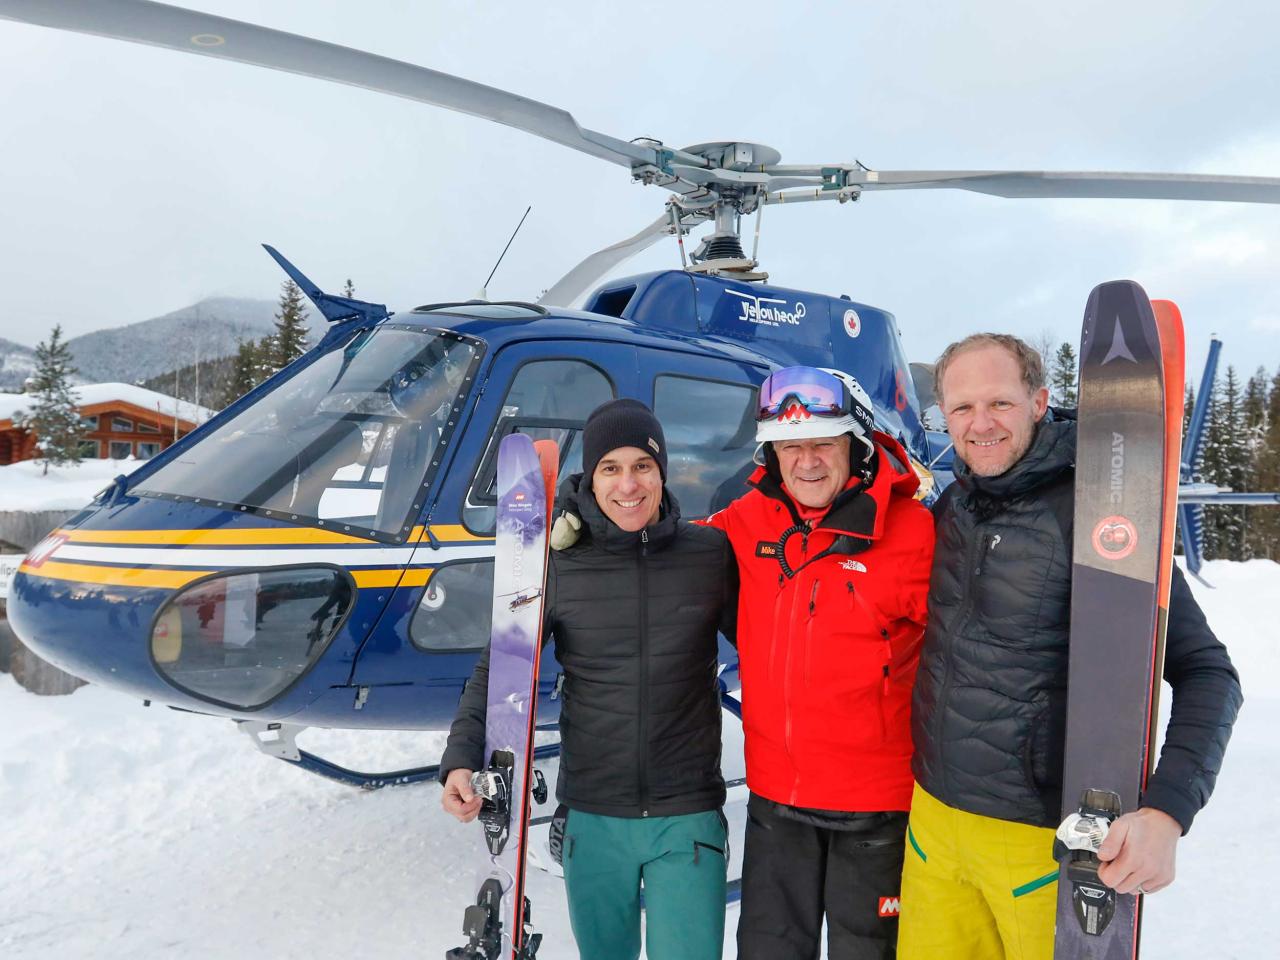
736,793,908,960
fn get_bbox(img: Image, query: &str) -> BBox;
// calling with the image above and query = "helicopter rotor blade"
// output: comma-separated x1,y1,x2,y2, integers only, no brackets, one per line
0,0,666,170
538,212,687,309
844,169,1280,203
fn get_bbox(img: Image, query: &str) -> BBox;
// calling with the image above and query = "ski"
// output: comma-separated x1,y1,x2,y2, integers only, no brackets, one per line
1053,281,1183,960
448,434,558,960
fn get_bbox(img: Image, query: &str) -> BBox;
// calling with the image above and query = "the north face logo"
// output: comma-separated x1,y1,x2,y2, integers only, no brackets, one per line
839,559,867,573
878,897,900,918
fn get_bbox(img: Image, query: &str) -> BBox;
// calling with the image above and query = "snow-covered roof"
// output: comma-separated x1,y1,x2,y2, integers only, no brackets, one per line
0,383,214,426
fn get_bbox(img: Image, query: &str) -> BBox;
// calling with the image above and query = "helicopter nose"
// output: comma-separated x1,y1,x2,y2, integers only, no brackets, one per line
4,509,402,720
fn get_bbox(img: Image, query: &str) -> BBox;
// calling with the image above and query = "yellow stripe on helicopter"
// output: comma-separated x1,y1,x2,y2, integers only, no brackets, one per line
58,524,488,547
17,560,434,591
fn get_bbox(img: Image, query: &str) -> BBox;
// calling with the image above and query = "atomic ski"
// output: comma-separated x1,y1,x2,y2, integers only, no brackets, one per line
449,434,558,960
1053,282,1184,960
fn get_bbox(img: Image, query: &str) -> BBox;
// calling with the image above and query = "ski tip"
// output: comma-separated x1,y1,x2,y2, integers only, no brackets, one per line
533,440,560,520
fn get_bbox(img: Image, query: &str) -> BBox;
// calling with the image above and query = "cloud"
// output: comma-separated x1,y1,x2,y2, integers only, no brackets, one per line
1249,316,1280,333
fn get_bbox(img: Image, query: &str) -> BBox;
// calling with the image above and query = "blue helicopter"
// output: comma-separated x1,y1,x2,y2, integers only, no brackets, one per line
4,0,1279,791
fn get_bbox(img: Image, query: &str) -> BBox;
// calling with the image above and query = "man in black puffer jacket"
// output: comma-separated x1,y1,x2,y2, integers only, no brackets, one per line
441,398,738,960
897,334,1242,960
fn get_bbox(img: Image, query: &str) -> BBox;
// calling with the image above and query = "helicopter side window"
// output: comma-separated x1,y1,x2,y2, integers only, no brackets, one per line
137,326,481,543
653,374,758,517
409,560,495,652
462,359,614,534
150,565,355,710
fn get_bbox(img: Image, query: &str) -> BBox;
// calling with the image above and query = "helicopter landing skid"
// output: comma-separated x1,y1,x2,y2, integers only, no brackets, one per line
236,721,563,791
236,720,441,790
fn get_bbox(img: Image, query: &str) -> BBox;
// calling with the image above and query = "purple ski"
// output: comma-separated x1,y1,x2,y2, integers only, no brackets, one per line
449,433,557,960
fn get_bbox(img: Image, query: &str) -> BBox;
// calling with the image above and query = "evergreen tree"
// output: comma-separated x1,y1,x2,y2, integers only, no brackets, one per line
268,280,310,372
1050,342,1078,407
1242,367,1272,559
1251,368,1280,561
343,278,355,299
1200,367,1252,560
1243,366,1269,441
222,338,263,408
252,332,278,386
16,325,84,475
1182,383,1196,449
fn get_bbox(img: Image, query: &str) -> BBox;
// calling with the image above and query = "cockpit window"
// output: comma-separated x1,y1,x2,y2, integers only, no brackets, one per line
138,325,481,542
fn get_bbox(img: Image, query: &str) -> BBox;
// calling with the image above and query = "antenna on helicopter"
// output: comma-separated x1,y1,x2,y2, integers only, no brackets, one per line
476,206,532,301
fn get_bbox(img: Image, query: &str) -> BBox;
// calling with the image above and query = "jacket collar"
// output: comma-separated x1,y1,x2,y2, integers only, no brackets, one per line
559,472,680,553
748,432,920,541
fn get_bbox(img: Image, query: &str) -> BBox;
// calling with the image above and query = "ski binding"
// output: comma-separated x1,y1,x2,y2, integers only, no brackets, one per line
1054,788,1122,936
473,751,515,857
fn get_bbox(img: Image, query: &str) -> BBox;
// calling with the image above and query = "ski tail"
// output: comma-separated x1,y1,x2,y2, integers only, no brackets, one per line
1148,299,1185,781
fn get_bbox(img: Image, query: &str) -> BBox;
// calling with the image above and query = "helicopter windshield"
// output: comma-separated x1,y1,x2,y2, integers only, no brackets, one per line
138,324,480,541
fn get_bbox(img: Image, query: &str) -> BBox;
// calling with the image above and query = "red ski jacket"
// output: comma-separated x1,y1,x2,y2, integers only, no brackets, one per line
706,434,934,812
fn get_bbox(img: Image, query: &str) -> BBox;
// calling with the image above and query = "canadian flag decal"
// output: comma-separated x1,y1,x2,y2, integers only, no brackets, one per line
877,896,900,918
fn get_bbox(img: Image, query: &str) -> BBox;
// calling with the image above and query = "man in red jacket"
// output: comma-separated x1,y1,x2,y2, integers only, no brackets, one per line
706,366,935,960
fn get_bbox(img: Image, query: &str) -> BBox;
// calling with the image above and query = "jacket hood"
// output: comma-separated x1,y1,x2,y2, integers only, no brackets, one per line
558,472,680,553
748,431,920,541
954,407,1076,502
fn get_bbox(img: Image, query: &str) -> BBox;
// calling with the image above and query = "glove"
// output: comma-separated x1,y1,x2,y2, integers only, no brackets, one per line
550,512,582,551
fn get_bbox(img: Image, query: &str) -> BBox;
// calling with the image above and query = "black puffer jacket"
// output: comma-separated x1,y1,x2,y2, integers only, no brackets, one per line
911,410,1242,830
440,475,738,818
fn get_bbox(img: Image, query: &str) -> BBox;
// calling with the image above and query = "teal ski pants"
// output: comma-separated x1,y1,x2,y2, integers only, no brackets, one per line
560,808,727,960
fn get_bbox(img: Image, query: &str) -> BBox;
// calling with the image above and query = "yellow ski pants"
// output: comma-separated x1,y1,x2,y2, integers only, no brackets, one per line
898,783,1059,960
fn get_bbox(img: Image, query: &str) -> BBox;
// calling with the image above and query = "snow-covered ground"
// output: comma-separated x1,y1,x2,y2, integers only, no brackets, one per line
0,457,138,513
1,559,1275,959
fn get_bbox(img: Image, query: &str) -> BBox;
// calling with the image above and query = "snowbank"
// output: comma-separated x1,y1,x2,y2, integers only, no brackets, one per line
0,560,1275,958
0,457,134,513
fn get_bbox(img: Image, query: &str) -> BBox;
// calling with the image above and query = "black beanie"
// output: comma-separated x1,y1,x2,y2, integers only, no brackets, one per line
581,398,668,483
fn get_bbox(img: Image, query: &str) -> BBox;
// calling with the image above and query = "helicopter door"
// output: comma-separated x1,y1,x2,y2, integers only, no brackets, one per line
346,340,637,725
638,348,766,687
639,349,768,519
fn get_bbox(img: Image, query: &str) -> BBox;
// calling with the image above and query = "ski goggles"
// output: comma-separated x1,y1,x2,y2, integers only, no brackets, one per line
757,367,852,420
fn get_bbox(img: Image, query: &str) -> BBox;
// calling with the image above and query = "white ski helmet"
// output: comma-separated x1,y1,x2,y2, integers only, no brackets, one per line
754,366,877,463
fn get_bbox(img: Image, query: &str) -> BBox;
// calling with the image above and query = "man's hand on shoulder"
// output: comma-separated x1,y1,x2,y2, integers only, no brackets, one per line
1096,807,1181,895
442,767,483,822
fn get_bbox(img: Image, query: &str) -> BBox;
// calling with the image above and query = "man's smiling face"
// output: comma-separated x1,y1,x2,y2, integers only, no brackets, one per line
941,344,1049,477
774,434,853,510
591,446,662,531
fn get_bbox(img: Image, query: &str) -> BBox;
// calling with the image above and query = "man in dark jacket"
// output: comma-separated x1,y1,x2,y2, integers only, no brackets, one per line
898,333,1243,960
440,398,738,960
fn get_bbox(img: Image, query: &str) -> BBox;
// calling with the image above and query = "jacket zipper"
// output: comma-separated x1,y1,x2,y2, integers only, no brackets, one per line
639,528,650,817
786,525,811,805
934,530,991,796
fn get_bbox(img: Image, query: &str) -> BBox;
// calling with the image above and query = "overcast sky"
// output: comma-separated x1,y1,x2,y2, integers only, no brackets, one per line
2,0,1279,382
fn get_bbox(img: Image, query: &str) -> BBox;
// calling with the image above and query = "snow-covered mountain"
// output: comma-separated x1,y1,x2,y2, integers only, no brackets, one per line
65,297,280,385
0,336,44,393
1,298,285,393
